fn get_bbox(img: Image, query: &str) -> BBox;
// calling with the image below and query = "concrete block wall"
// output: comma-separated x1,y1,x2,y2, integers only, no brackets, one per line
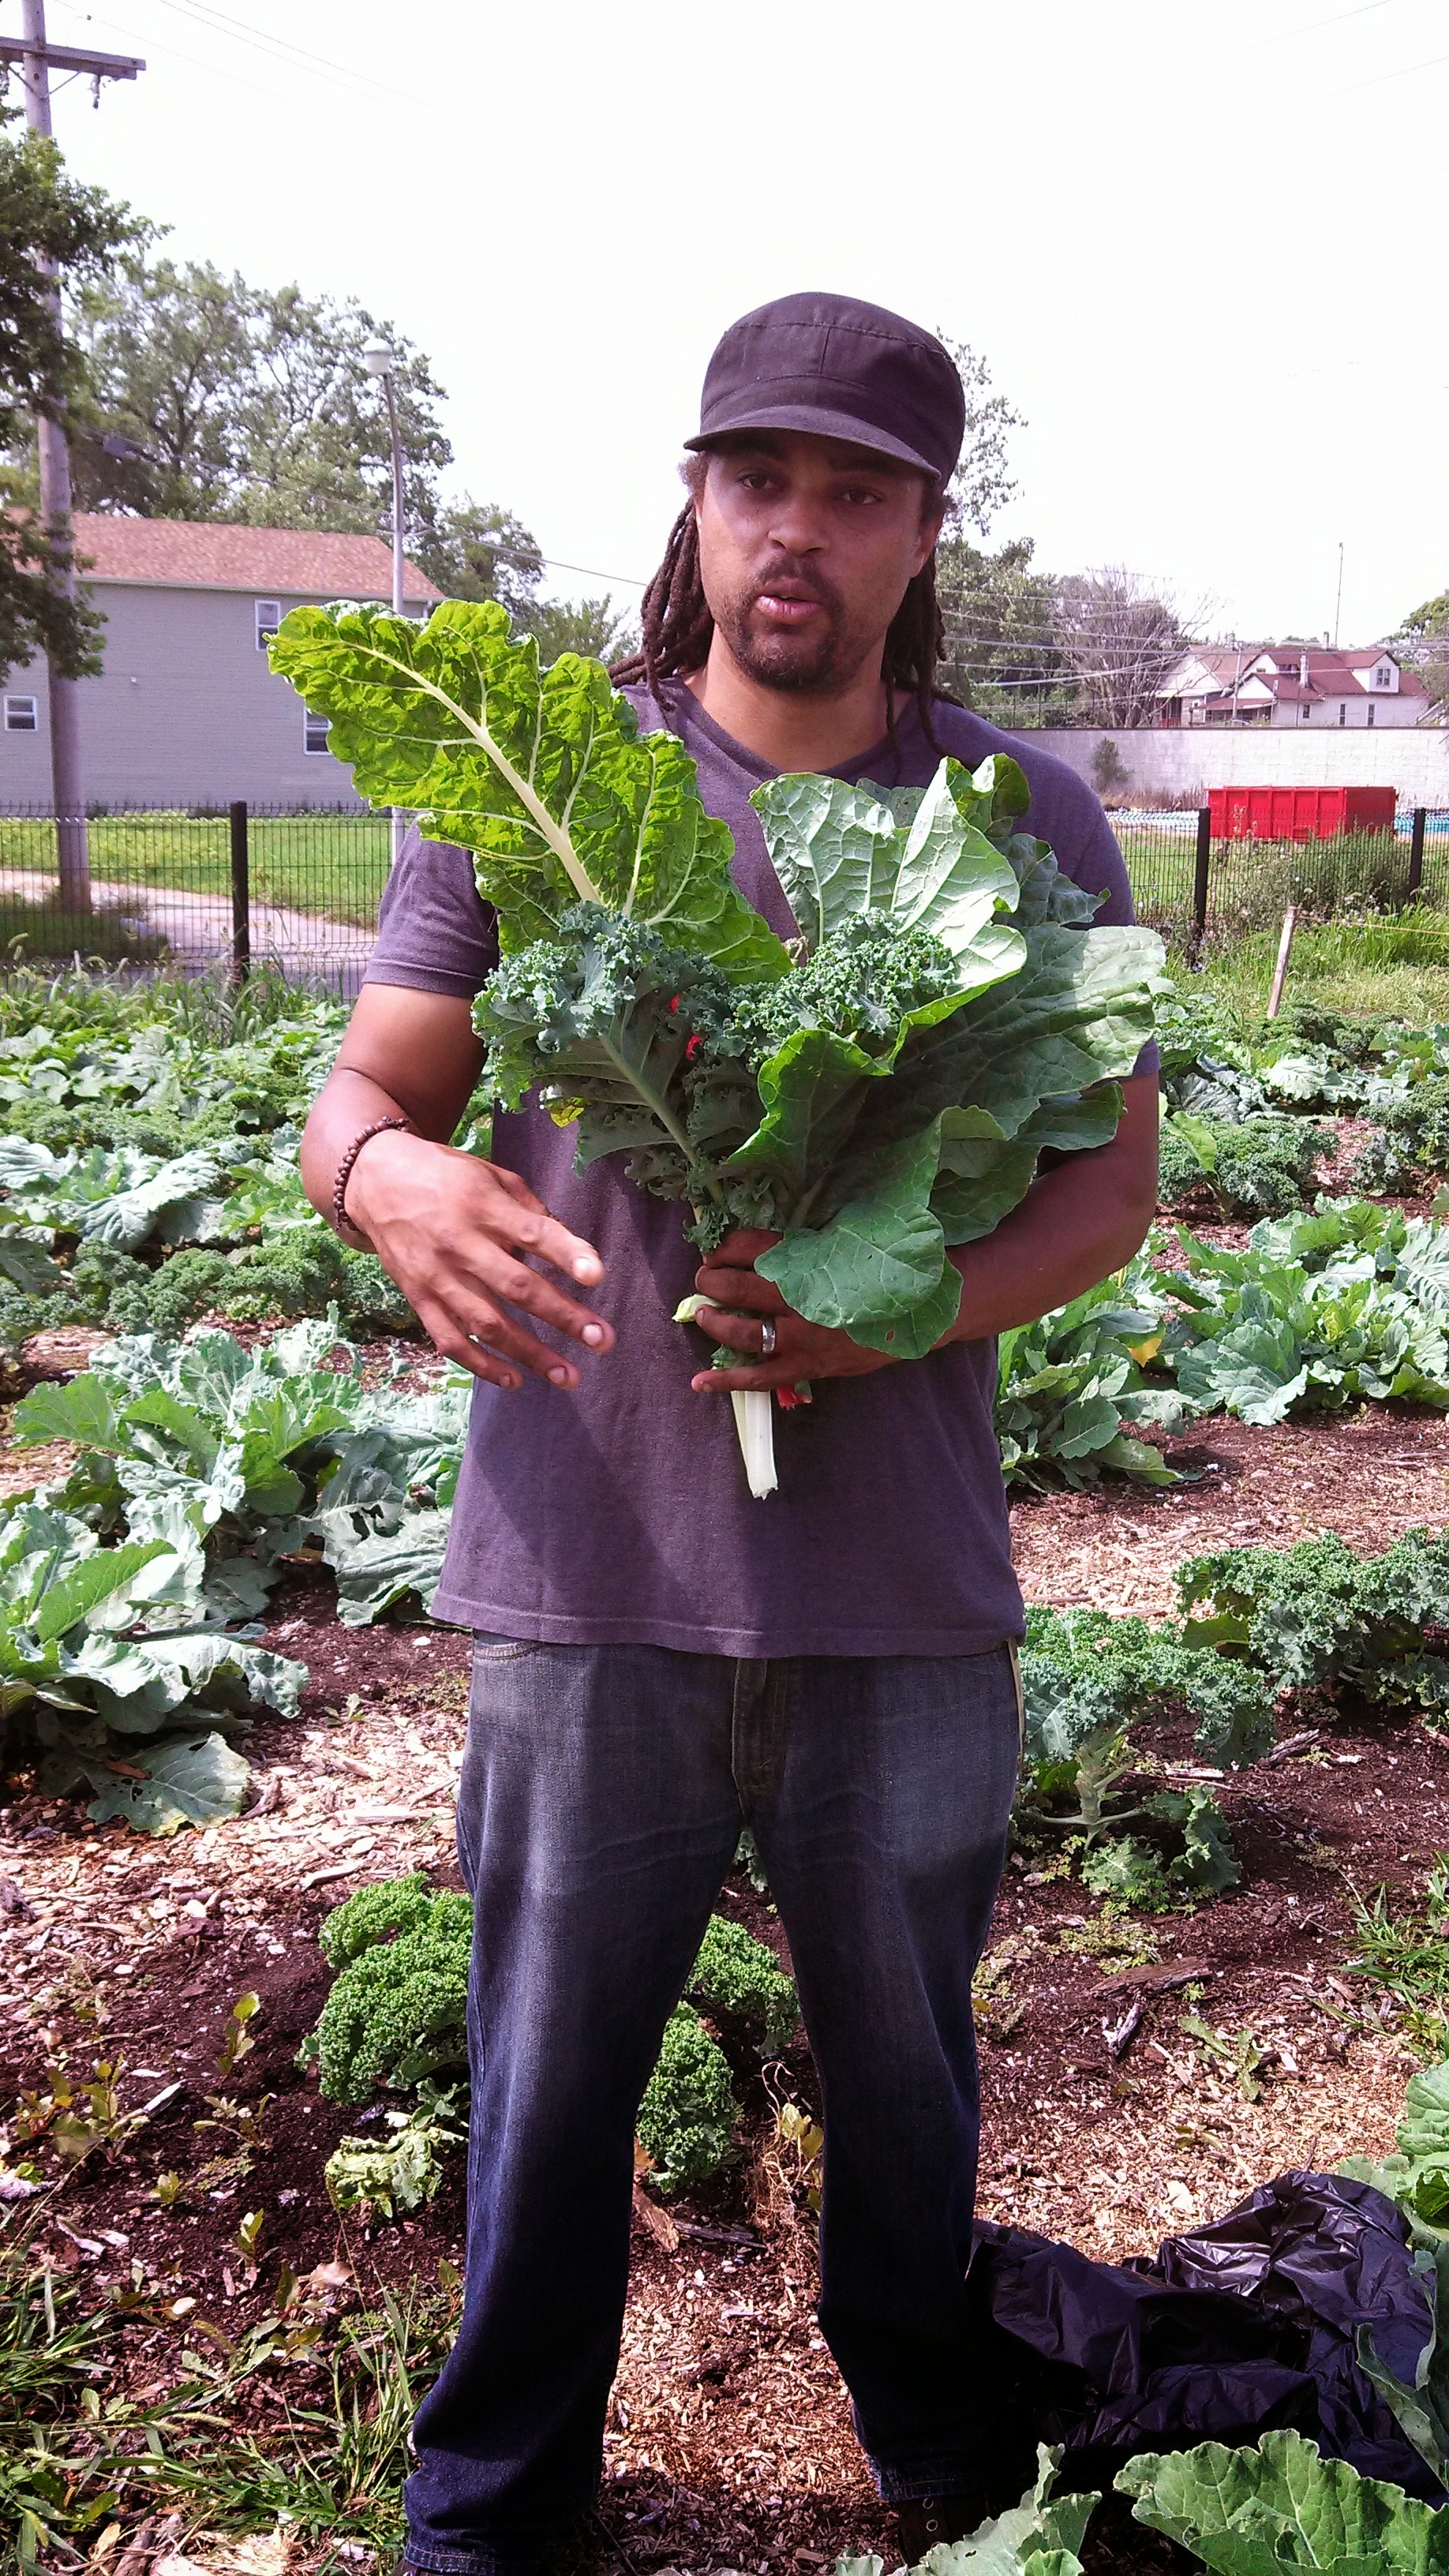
1031,725,1449,808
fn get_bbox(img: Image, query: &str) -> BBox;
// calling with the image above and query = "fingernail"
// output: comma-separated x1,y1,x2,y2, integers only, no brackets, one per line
574,1257,598,1281
582,1323,605,1346
549,1365,571,1385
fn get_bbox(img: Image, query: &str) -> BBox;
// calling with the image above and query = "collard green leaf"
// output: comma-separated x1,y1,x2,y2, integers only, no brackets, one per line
1118,2429,1449,2576
753,758,1021,965
757,1122,961,1357
12,1369,119,1452
270,601,791,981
84,1731,251,1835
29,1540,171,1645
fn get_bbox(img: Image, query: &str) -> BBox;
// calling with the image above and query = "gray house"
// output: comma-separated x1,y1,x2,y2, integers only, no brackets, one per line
0,519,440,809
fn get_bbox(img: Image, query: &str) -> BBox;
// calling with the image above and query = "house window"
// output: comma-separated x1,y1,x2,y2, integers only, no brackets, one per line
255,599,282,650
1368,702,1376,727
3,694,37,732
303,709,331,754
1377,665,1392,688
1301,702,1312,720
1339,702,1347,725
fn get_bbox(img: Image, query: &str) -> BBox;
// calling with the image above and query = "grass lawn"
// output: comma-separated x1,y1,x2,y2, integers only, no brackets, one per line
1183,909,1449,1023
0,811,393,930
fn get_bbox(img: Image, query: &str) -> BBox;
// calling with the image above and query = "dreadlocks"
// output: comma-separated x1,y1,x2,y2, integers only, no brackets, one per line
608,475,952,758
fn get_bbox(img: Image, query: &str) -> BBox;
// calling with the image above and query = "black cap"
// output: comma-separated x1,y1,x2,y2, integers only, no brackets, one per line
685,292,964,485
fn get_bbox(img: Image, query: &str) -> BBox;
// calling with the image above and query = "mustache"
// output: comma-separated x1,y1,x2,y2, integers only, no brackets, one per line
747,560,842,614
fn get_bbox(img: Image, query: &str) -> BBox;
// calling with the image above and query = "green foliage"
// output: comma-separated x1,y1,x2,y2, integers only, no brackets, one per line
0,2220,117,2567
1020,1602,1259,1890
688,1915,799,2057
0,990,419,1351
324,2082,467,2221
0,108,140,680
1117,2428,1449,2576
1349,1860,1449,2060
1178,1526,1449,1717
275,603,1159,1354
10,1319,467,1629
306,1880,775,2200
0,1492,299,1830
311,1884,474,2107
1158,1113,1328,1219
635,2003,739,2196
69,251,451,537
995,1277,1189,1492
839,2447,1099,2576
1155,1201,1449,1425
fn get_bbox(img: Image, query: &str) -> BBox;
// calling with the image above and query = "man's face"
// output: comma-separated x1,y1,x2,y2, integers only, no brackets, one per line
693,431,942,696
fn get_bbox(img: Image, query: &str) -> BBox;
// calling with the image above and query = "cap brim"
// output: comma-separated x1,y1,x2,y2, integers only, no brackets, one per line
684,402,942,479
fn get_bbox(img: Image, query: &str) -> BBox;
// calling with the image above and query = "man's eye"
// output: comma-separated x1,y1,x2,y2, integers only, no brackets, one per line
841,486,885,507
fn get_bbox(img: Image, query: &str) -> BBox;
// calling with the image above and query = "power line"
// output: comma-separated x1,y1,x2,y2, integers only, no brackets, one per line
151,0,422,108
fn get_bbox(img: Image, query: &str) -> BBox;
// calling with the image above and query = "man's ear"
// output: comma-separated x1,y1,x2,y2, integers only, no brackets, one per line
912,506,946,579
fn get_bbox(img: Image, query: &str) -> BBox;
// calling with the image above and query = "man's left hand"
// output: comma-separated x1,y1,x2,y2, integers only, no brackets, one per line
688,1230,897,1391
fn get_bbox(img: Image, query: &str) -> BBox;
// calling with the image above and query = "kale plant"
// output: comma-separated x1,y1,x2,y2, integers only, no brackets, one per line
1178,1526,1449,1718
1158,1113,1329,1219
302,1876,794,2202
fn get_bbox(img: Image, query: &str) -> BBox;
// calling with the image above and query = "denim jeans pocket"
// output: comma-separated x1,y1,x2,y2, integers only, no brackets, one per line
472,1633,544,1662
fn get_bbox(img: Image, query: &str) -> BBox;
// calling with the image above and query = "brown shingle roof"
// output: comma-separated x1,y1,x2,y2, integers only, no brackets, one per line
70,515,441,603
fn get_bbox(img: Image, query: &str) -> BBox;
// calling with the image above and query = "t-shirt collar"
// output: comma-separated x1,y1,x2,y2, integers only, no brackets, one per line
662,680,921,788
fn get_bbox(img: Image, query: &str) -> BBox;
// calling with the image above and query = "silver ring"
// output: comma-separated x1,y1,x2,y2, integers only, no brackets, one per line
760,1319,777,1359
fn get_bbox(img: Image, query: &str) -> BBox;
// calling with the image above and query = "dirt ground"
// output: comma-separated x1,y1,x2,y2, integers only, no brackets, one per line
4,1346,1448,2570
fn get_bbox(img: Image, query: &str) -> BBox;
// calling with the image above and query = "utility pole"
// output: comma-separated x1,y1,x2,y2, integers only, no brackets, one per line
364,345,407,865
2,0,144,911
1334,541,1344,651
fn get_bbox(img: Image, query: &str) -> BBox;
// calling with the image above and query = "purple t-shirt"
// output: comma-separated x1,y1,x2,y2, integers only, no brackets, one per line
364,687,1143,1657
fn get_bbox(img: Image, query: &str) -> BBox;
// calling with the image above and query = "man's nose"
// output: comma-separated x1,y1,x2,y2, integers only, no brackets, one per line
764,496,828,556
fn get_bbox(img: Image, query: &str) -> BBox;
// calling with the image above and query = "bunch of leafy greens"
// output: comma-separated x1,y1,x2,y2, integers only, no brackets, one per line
271,601,1161,1361
1020,1604,1268,1900
10,1319,469,1631
300,1871,798,2207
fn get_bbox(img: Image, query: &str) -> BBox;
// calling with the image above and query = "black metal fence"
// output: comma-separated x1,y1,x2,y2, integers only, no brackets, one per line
1114,806,1449,949
0,803,390,989
2,799,1449,984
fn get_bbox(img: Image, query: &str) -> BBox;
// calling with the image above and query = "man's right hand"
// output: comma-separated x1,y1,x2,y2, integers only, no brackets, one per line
346,1129,612,1392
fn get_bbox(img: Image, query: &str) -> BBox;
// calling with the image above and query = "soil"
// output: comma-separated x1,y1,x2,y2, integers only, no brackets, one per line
5,1330,1449,2573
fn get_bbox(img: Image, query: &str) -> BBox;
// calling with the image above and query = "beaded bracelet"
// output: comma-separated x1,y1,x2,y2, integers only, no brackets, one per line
332,1117,410,1243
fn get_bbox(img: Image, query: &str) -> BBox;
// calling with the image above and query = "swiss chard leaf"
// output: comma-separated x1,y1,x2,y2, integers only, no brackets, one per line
270,600,792,981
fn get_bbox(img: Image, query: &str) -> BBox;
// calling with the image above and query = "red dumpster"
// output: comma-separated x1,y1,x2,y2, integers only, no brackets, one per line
1208,785,1397,841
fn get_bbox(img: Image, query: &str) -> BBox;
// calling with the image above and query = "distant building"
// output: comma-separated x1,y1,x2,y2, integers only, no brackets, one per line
1157,641,1430,730
0,518,441,808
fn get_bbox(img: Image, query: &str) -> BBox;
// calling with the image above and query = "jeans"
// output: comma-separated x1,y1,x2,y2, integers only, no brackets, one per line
403,1636,1023,2572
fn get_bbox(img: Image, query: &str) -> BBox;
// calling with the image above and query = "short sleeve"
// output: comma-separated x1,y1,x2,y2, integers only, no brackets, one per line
362,829,500,1000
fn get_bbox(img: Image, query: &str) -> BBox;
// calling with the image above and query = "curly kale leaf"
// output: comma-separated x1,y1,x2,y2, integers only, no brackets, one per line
635,2001,738,2195
688,1915,799,2057
312,1887,474,2106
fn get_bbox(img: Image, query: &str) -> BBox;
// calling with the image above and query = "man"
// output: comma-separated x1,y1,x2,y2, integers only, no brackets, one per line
298,291,1159,2567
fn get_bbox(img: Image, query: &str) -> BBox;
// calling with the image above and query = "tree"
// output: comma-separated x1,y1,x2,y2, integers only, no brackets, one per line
411,498,543,616
527,593,638,667
934,533,1073,724
1395,590,1449,720
934,333,1023,538
0,110,138,679
1053,565,1186,728
68,255,450,541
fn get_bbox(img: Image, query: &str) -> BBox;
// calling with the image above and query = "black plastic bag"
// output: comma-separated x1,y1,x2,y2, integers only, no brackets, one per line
970,2170,1441,2497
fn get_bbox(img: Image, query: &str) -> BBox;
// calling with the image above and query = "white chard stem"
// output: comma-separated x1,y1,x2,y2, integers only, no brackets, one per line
730,1391,778,1500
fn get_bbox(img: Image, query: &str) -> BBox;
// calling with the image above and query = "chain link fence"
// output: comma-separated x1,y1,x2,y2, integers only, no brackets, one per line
3,799,1449,987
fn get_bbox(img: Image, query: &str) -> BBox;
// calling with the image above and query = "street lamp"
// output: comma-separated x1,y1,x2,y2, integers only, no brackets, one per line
363,345,406,862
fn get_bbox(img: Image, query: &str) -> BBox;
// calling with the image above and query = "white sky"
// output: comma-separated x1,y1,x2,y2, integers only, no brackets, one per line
21,0,1449,647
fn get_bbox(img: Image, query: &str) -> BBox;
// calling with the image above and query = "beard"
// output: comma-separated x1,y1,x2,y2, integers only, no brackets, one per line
707,559,883,697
